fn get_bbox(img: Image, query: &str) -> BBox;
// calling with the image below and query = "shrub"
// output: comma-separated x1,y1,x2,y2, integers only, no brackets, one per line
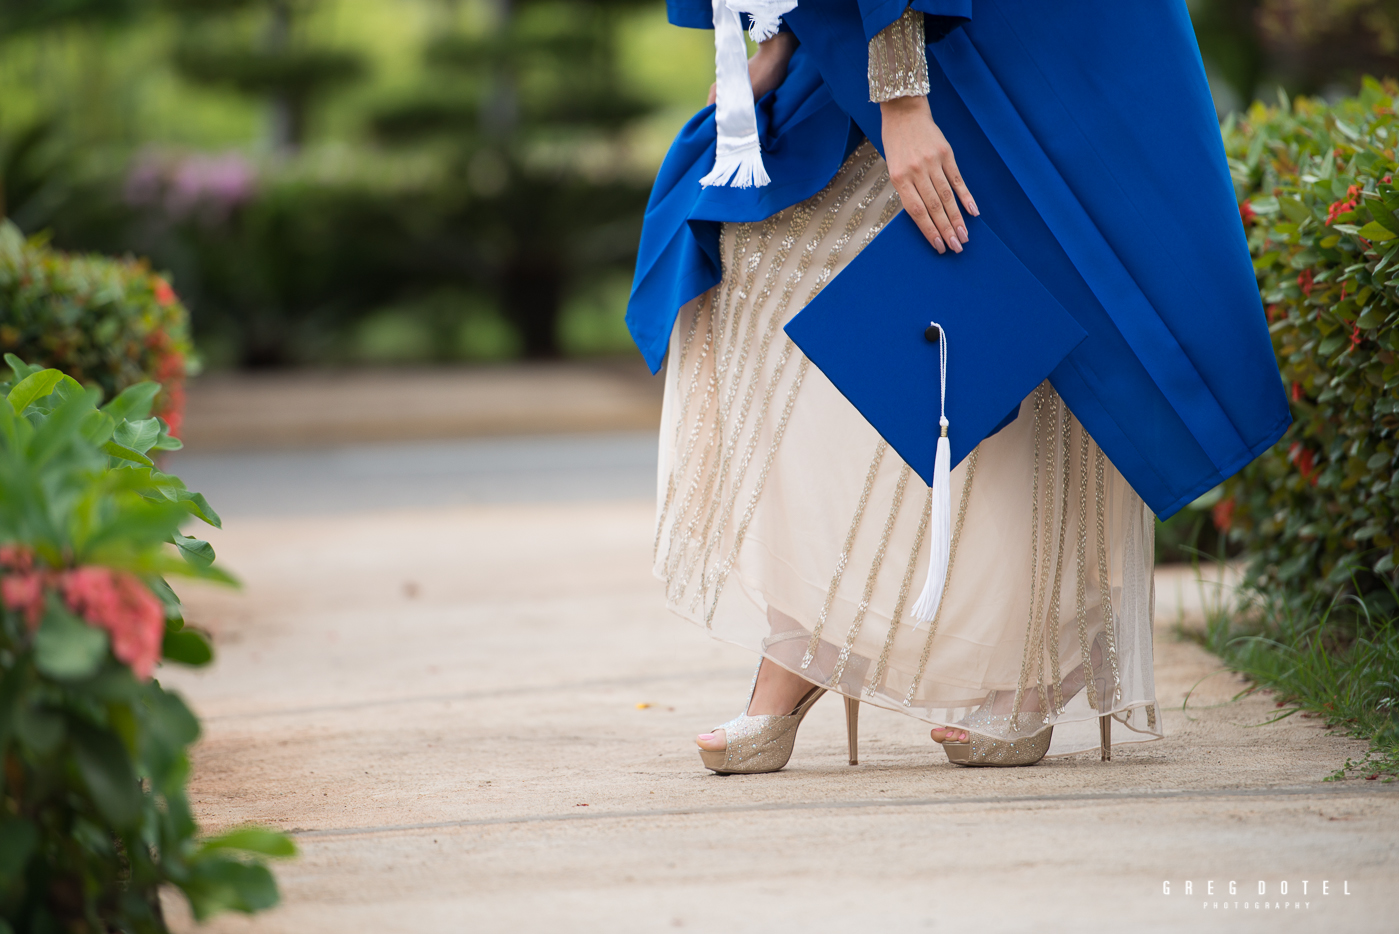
1221,78,1399,615
0,219,190,438
0,356,291,931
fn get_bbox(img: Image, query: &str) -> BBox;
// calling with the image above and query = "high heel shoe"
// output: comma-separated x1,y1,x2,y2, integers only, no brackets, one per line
937,629,1115,767
699,664,862,774
937,694,1054,767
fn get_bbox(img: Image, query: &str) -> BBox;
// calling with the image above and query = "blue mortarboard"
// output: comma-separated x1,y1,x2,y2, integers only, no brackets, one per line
785,211,1086,485
785,211,1086,625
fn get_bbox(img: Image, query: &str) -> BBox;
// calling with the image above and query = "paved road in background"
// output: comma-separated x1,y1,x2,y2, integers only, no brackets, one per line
166,431,659,517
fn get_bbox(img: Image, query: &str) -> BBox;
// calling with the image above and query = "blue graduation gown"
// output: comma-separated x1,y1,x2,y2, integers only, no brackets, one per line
626,0,1290,520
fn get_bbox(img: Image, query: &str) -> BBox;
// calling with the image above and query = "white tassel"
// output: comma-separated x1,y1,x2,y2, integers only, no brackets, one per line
702,0,796,189
699,138,771,189
911,322,952,626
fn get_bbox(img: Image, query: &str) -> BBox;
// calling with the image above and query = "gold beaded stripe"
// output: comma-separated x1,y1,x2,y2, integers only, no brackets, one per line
866,486,930,696
658,217,775,560
1094,443,1124,705
680,156,886,607
831,463,911,686
1030,389,1061,721
667,213,786,600
1045,401,1074,713
704,353,810,626
655,284,719,560
902,448,979,707
1011,385,1048,722
1073,413,1099,712
699,153,899,626
662,197,822,599
687,150,883,612
801,441,887,670
666,158,857,601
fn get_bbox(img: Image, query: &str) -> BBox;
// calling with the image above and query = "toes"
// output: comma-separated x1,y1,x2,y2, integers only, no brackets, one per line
696,729,727,751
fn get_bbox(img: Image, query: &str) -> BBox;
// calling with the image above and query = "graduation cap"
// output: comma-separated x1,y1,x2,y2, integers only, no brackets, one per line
784,211,1085,625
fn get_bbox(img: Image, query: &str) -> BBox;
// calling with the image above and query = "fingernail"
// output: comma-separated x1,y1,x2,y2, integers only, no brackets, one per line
957,225,968,243
698,733,715,741
969,202,980,216
933,237,945,252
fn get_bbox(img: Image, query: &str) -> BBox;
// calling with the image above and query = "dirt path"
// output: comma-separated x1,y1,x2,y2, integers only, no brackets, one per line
160,502,1396,933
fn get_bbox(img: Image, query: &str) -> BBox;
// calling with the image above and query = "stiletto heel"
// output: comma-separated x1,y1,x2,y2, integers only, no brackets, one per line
1099,714,1112,761
844,696,860,766
699,663,827,775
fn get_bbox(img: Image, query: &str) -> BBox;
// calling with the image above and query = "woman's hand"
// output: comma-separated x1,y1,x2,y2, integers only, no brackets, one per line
880,95,979,254
708,31,798,105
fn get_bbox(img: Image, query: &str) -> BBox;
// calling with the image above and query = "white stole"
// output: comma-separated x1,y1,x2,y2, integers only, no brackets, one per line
700,0,797,189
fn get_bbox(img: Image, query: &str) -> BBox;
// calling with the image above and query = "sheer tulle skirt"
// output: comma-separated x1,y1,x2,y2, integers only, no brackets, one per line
653,142,1163,756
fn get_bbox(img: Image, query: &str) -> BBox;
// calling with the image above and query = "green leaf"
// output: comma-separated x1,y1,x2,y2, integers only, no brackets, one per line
178,491,222,529
70,722,142,830
101,381,160,423
173,533,215,569
182,858,281,920
3,354,42,383
1357,305,1388,329
6,369,62,413
34,609,108,681
13,705,65,756
199,828,297,859
1356,221,1397,242
28,388,99,468
113,417,161,455
0,820,36,881
162,629,213,667
102,440,154,467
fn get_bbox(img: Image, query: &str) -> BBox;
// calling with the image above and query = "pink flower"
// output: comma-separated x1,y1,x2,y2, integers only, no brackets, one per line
61,568,165,680
1,573,45,628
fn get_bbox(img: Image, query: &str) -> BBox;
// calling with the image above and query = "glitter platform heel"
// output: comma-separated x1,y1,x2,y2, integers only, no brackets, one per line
938,630,1113,767
699,664,861,774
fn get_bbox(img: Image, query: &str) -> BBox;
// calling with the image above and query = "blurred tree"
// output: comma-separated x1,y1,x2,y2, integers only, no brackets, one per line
1192,0,1399,104
370,0,656,357
166,0,366,151
0,0,145,33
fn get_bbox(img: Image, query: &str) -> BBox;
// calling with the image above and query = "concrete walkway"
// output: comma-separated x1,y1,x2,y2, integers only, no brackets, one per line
158,503,1395,933
158,366,1396,932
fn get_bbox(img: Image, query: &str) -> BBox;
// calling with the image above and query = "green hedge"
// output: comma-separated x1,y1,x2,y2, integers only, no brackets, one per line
0,356,291,930
0,219,190,438
1221,78,1399,611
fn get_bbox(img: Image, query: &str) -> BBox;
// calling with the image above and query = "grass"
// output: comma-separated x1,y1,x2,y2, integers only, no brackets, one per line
1186,566,1399,782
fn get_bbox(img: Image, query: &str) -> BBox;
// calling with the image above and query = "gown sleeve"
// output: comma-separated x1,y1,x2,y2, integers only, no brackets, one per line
867,6,930,102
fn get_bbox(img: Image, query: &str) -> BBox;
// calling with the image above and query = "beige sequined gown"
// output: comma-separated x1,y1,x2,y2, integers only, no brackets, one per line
653,140,1163,756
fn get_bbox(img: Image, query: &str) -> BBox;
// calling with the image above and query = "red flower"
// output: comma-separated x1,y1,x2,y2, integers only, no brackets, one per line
1239,200,1256,227
1298,268,1314,296
1291,381,1303,402
1351,322,1363,349
1211,497,1235,532
1,573,45,628
1265,304,1282,323
1289,443,1319,484
1386,175,1394,184
153,278,177,307
1326,196,1359,225
61,567,165,680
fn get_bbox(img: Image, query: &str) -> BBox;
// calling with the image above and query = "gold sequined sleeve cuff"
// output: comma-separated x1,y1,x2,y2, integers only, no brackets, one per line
868,7,930,103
